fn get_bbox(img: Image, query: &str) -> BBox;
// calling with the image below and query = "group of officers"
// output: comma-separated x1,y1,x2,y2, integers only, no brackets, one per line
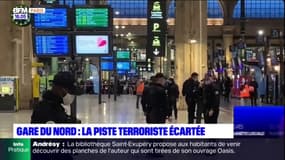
30,71,220,124
139,72,220,124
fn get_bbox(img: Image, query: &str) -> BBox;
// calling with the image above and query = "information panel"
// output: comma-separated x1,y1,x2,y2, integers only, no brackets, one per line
147,0,166,57
116,51,130,60
75,7,110,29
59,0,86,7
101,61,114,71
117,62,131,71
34,35,70,56
33,8,68,29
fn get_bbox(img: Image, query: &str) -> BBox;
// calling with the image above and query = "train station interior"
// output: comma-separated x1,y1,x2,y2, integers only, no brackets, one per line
0,0,284,138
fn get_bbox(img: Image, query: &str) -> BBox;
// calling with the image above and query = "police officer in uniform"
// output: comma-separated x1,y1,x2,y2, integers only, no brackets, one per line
203,75,220,123
182,72,200,123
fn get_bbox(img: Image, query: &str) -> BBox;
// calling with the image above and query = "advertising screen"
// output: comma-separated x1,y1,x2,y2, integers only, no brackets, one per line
116,51,130,60
75,35,110,55
116,62,130,71
32,8,69,29
34,34,70,56
75,7,110,29
101,61,114,71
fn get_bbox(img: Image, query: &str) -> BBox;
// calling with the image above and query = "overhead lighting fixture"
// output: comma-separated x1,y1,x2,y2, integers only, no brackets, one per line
189,39,197,44
115,11,120,15
131,41,134,44
85,58,89,61
258,30,264,36
274,65,280,72
120,34,124,37
115,34,119,37
115,25,119,29
121,26,125,29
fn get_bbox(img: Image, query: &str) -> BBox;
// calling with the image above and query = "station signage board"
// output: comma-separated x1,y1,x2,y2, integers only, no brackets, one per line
147,0,167,57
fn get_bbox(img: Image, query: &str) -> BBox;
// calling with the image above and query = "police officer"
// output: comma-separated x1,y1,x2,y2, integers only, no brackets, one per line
182,72,200,123
141,73,168,123
203,75,220,124
166,78,179,121
31,72,83,123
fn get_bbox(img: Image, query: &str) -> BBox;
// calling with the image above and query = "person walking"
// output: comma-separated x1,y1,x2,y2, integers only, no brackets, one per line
223,75,232,103
182,72,200,124
136,79,144,109
31,72,83,123
167,78,179,121
141,73,168,123
240,82,250,105
249,77,258,106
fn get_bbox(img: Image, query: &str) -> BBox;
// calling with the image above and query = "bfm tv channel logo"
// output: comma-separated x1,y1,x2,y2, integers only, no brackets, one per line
11,4,45,27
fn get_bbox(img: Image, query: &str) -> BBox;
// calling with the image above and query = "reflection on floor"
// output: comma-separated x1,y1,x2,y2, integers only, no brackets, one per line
0,95,245,138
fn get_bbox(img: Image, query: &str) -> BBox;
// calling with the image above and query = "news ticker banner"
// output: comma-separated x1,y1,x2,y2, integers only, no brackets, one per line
13,124,234,139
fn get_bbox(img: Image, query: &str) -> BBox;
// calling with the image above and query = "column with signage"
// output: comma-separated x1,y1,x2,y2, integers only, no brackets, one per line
147,0,167,58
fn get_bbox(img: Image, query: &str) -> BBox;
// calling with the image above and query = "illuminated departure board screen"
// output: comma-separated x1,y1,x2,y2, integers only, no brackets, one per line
34,35,70,56
75,7,110,29
33,8,69,29
59,0,86,7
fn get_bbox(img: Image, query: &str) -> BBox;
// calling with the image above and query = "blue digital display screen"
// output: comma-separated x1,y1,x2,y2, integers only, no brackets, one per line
117,62,130,71
59,0,86,7
117,70,127,74
34,35,69,56
101,62,114,71
101,56,113,60
33,8,68,29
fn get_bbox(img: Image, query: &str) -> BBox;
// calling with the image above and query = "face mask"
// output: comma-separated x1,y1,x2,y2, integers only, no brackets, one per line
63,93,75,105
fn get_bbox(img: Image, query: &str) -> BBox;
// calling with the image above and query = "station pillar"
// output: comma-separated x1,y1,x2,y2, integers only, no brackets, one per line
0,1,33,109
223,25,235,68
175,0,208,110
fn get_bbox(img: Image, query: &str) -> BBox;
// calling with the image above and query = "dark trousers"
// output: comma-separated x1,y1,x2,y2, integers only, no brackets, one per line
204,109,219,124
186,99,197,124
250,96,257,106
136,95,141,108
196,100,204,124
224,92,230,103
168,99,178,119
